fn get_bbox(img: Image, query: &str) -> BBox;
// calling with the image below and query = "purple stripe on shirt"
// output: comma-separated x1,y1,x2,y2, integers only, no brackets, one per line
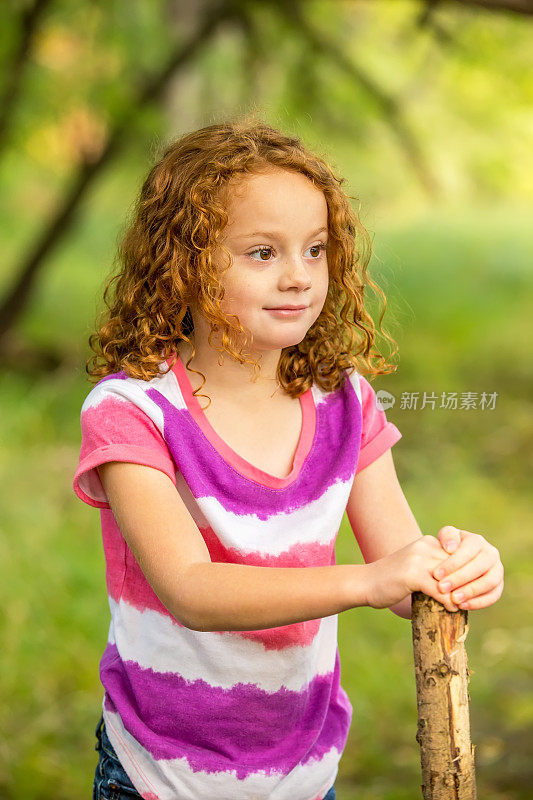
143,380,361,517
99,371,128,383
101,643,351,778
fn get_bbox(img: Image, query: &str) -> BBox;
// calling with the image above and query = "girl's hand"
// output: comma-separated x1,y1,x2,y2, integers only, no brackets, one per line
366,535,466,613
432,525,504,611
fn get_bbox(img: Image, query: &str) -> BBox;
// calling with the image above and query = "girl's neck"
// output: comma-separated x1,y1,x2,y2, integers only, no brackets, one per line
176,338,284,403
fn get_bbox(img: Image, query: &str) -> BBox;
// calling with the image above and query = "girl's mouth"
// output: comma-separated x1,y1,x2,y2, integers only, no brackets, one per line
264,306,309,317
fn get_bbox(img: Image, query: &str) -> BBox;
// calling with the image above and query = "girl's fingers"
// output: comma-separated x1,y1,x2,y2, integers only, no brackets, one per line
448,562,504,605
436,525,463,554
437,551,499,594
457,580,504,611
432,533,486,581
431,587,459,613
419,576,459,613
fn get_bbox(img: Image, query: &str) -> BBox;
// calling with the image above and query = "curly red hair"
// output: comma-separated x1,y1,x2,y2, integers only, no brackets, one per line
86,116,398,405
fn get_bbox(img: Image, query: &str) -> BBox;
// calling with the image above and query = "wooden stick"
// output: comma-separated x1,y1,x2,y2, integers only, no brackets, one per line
411,591,477,799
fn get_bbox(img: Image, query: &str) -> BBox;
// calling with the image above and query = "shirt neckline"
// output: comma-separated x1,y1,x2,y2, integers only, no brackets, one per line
167,353,317,489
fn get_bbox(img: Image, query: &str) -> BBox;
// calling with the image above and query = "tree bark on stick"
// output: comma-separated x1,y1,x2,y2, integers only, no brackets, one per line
411,591,477,799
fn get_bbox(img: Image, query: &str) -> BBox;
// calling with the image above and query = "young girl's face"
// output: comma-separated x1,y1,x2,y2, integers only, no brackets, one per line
211,167,330,355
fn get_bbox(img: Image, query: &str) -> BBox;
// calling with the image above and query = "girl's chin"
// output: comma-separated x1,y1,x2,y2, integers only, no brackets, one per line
249,335,308,352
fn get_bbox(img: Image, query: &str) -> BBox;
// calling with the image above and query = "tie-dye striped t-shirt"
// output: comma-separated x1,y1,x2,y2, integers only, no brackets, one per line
73,354,401,800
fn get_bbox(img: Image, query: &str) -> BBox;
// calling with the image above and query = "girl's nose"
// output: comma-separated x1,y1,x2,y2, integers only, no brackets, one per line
280,258,312,290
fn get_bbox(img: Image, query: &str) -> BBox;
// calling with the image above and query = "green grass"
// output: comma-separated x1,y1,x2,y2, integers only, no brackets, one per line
1,201,531,798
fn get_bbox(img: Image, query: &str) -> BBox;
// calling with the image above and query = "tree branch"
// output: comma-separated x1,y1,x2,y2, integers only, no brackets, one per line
276,0,440,198
416,0,457,45
0,0,234,346
0,0,54,155
444,0,533,15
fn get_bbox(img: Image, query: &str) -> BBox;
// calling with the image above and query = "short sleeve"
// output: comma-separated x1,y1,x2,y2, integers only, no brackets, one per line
73,383,177,509
355,375,402,473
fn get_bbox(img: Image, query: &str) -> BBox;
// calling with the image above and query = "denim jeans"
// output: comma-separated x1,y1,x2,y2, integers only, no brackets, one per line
93,713,336,799
93,713,143,799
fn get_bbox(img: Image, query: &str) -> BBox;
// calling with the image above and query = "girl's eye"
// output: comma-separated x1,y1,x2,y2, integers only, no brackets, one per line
307,243,328,259
249,246,274,261
247,243,327,262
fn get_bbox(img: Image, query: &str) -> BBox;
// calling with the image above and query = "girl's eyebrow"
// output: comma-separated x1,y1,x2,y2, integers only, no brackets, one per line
234,226,328,240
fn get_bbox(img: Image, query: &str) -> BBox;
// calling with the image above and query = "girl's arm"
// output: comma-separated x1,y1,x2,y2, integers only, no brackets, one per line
97,461,375,631
97,456,502,632
346,448,425,619
345,448,504,618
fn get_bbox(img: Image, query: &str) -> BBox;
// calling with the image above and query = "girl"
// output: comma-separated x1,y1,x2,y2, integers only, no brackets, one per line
73,119,504,800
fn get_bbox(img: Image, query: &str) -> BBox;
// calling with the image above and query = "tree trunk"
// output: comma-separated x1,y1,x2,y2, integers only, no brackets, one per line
0,0,232,348
411,591,477,799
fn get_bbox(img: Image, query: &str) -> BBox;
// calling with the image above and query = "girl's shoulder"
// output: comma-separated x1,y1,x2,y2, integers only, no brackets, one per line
74,361,178,509
81,358,180,416
313,367,386,427
341,365,383,410
313,365,363,403
308,368,364,429
343,365,363,404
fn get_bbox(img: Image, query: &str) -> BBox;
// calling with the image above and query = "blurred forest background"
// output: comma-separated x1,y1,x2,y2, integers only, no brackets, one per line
0,0,532,798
